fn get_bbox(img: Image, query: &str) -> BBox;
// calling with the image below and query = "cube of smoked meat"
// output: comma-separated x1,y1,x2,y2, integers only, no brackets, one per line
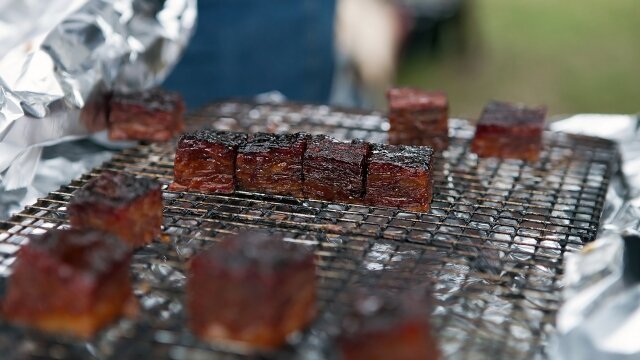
303,135,370,202
471,100,547,161
364,144,434,212
236,132,309,197
170,130,248,193
339,289,440,360
187,231,316,349
387,87,449,150
108,88,185,142
2,229,134,338
68,171,162,247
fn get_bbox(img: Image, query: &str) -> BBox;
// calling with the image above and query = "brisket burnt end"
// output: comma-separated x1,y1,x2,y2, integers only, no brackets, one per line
68,171,162,248
387,87,449,150
471,100,546,161
303,135,370,202
365,144,434,212
236,132,309,197
170,130,248,194
187,230,316,349
2,229,134,338
108,88,185,142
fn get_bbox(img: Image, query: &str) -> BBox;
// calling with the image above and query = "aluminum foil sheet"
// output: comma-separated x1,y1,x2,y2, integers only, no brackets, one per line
549,114,640,359
0,0,197,190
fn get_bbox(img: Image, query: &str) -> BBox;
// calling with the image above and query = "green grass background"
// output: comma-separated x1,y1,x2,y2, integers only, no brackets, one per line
397,0,640,119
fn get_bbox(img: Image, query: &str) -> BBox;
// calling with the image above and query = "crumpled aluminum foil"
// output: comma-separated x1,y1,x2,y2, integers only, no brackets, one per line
0,0,196,190
549,114,640,360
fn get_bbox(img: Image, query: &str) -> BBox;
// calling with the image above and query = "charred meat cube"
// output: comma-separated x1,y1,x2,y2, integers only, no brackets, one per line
187,231,316,349
236,132,309,197
68,171,162,247
108,88,185,142
339,289,440,360
387,87,449,150
471,100,546,161
303,135,370,202
170,130,248,194
3,229,134,338
364,144,434,212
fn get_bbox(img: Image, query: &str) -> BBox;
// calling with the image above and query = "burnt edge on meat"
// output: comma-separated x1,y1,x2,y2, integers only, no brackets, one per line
180,129,248,148
368,143,434,170
71,171,161,208
478,100,546,127
111,88,183,113
239,132,309,153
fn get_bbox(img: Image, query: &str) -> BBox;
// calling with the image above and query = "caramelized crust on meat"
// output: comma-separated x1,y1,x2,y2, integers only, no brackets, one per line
187,231,316,349
170,130,247,194
68,171,163,247
236,132,309,197
108,88,185,142
365,144,434,212
303,135,370,202
471,100,546,161
387,88,449,150
2,229,135,338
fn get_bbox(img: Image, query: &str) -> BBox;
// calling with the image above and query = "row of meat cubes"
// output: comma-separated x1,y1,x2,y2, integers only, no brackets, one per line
170,130,435,212
387,88,547,161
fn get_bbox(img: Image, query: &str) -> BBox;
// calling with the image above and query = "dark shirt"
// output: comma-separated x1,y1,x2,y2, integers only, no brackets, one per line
164,0,337,108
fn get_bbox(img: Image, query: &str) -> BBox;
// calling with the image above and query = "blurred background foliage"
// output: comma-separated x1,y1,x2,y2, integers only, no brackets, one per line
395,0,640,118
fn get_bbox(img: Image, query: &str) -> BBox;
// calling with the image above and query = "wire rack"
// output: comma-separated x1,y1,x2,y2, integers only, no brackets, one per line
0,101,618,359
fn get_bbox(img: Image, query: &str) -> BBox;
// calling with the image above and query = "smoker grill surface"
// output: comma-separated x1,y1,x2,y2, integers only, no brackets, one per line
0,102,617,359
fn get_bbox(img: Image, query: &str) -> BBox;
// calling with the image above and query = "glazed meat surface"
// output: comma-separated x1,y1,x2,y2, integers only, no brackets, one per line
187,230,316,349
387,87,449,150
236,132,309,197
68,171,162,247
303,135,370,202
3,229,134,338
170,130,248,194
471,100,546,161
365,144,434,212
108,88,185,142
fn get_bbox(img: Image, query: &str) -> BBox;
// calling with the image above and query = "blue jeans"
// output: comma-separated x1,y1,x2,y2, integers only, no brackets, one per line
164,0,336,108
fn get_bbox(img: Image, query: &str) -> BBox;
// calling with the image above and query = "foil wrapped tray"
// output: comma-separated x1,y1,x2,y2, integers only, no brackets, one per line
0,0,196,190
0,102,619,359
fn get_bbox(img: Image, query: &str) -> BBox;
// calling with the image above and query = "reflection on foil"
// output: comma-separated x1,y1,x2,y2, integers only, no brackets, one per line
0,0,196,189
0,139,114,220
550,114,640,359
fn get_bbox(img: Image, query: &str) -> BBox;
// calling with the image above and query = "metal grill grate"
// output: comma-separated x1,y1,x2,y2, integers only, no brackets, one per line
0,102,618,359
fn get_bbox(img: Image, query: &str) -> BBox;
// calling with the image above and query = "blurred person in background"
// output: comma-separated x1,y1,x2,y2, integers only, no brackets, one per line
164,0,337,108
332,0,470,109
